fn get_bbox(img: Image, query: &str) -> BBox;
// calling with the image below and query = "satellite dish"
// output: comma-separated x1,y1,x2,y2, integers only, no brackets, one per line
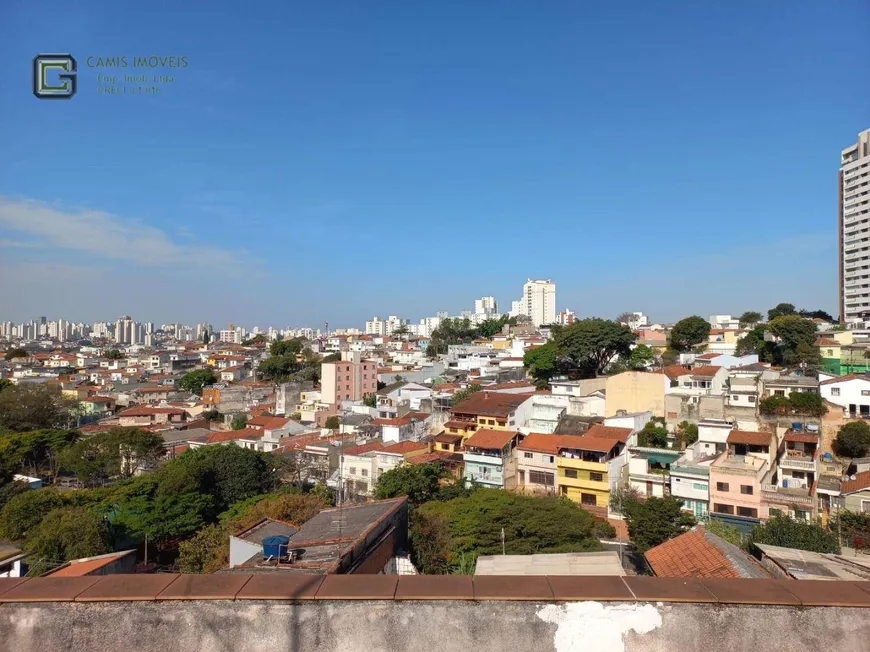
851,475,857,481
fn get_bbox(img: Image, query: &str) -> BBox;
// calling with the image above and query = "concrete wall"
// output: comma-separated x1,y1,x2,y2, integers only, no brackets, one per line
2,600,869,652
605,372,668,417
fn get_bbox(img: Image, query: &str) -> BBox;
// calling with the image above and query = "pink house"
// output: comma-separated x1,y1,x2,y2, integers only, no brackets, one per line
320,359,378,405
709,431,775,524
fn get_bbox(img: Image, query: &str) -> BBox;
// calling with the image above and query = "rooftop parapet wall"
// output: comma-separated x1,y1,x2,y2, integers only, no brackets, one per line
2,576,870,652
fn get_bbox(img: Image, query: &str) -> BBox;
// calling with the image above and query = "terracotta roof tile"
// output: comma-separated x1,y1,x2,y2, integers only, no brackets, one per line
645,527,769,579
451,391,534,417
464,428,520,450
585,424,632,443
726,430,771,446
691,365,722,377
842,471,870,494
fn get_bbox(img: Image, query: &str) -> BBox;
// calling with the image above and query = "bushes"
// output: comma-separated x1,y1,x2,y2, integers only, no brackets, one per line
749,515,840,554
759,392,827,418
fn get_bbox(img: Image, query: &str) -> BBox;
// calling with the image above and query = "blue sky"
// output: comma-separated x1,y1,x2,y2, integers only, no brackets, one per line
1,1,868,329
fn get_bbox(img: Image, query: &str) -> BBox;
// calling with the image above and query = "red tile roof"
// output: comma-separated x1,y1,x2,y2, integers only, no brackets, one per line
691,365,722,377
206,428,263,444
517,433,567,454
726,430,771,446
645,527,766,579
45,551,132,577
662,365,691,380
585,425,632,443
570,436,621,453
464,428,520,450
820,373,870,386
247,415,290,430
120,406,185,417
842,471,870,494
696,353,720,360
783,431,820,444
451,391,534,417
443,420,475,430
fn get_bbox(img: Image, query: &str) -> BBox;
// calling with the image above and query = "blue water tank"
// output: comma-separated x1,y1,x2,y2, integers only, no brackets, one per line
262,535,290,560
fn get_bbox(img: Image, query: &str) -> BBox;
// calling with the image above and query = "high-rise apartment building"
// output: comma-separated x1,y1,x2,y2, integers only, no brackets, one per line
320,353,378,404
114,316,137,345
840,129,870,323
515,279,556,327
474,296,498,315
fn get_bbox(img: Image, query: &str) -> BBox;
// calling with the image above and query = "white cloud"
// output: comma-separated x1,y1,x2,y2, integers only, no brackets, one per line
0,195,244,269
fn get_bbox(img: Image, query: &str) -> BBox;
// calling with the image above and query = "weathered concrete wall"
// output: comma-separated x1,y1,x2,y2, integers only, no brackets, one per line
2,600,869,652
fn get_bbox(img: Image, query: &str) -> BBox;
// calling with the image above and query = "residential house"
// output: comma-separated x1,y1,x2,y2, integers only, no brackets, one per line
132,385,174,402
338,440,428,501
516,433,560,495
627,446,682,499
693,353,758,369
645,526,769,578
705,329,741,355
670,443,716,518
220,365,246,382
709,433,771,531
449,391,535,435
78,396,115,418
41,550,137,577
462,428,522,489
840,472,870,514
762,375,819,399
556,435,622,515
664,365,728,396
117,406,187,427
525,394,568,434
819,373,870,418
372,412,431,444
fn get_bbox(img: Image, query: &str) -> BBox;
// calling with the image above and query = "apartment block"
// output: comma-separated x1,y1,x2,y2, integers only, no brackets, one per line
840,128,870,323
320,358,378,405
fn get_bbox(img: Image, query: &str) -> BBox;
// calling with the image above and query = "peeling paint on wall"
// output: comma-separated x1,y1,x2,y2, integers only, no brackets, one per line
537,602,662,652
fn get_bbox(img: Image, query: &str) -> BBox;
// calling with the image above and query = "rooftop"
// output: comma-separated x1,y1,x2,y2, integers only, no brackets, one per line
585,424,633,443
475,552,625,576
450,391,534,417
464,428,520,450
726,430,771,446
645,527,769,579
755,543,870,581
43,550,135,578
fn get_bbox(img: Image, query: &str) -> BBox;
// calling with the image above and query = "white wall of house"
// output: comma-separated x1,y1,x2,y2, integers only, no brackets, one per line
820,378,870,412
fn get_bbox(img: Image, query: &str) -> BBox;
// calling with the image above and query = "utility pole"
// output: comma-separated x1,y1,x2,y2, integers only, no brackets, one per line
501,528,505,555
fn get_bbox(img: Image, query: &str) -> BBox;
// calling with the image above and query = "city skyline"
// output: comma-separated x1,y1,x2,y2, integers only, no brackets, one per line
2,2,866,324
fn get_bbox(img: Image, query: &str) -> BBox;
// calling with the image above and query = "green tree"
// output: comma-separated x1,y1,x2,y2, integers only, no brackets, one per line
660,347,680,366
767,303,797,321
759,395,792,416
202,330,210,345
477,316,510,338
554,319,636,376
103,349,124,360
738,311,763,328
767,315,817,361
412,489,601,573
375,463,446,507
0,379,12,393
524,341,559,388
835,421,870,458
798,309,835,322
201,409,222,422
0,428,80,478
322,352,342,363
786,391,827,417
324,416,340,431
677,421,698,445
0,385,77,432
363,393,377,408
735,325,766,357
0,489,69,540
749,515,839,554
451,383,481,407
177,523,227,574
392,325,409,336
702,518,746,547
270,338,303,358
4,348,28,361
26,506,112,570
242,334,267,346
230,414,248,430
256,354,300,382
110,491,214,549
668,316,711,352
58,428,165,486
788,341,823,371
177,369,218,396
621,494,695,553
309,482,335,507
829,510,870,552
637,420,669,448
628,344,655,370
594,520,617,539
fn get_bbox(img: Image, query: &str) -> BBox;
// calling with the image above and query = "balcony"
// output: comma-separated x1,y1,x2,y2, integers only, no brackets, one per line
670,464,710,477
630,470,669,483
557,457,606,473
761,484,814,507
464,452,505,467
557,472,609,492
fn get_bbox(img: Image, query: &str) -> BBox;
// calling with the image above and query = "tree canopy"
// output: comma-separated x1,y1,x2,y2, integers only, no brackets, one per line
554,318,636,376
668,316,711,352
749,515,839,554
451,383,482,407
412,489,601,573
177,369,218,396
4,348,28,361
374,463,447,507
835,421,870,458
637,420,669,449
620,494,695,553
103,349,124,360
767,303,797,321
25,506,112,574
738,311,762,328
58,427,165,486
0,385,77,432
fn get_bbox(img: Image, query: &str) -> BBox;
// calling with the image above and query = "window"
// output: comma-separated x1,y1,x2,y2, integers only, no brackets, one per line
731,395,739,401
545,455,554,464
832,388,841,396
716,482,729,492
361,469,368,477
349,466,356,475
529,470,555,486
693,483,707,491
736,506,758,518
748,396,756,403
714,503,734,515
523,452,533,459
861,500,870,514
774,390,785,396
740,484,753,495
564,469,578,479
862,390,870,396
581,493,597,506
590,472,604,482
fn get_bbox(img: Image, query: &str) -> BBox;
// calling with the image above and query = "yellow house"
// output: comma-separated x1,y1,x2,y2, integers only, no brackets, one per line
555,435,622,512
708,329,740,348
490,336,513,351
604,371,669,417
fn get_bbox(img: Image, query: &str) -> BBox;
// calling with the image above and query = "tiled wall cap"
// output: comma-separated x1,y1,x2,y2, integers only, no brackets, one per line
0,575,867,606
